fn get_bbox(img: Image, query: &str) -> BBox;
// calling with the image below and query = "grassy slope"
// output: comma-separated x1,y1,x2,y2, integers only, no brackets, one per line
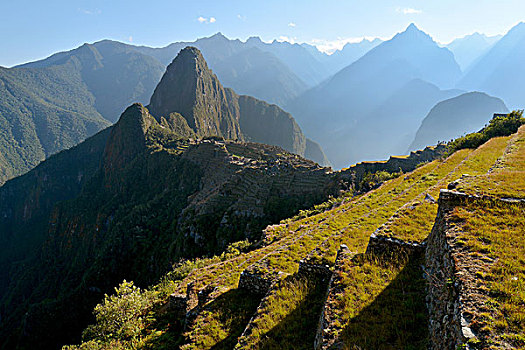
64,126,518,350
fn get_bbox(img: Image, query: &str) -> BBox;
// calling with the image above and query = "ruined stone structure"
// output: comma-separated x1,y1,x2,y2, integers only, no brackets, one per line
425,190,524,350
238,268,277,296
341,144,446,184
314,245,356,350
365,231,425,258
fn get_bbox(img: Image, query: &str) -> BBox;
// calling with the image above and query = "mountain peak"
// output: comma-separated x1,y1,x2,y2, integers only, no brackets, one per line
402,23,428,37
246,36,264,45
392,23,435,44
406,23,419,32
148,46,243,139
103,103,155,178
207,32,228,41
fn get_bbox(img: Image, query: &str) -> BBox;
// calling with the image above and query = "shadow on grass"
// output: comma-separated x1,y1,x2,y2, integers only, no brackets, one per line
336,253,428,350
209,288,261,350
143,288,260,350
256,274,330,350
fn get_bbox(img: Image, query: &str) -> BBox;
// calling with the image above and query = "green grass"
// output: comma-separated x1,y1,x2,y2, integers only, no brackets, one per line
234,274,328,350
180,289,261,350
452,201,525,349
331,255,428,350
458,125,525,199
382,134,512,243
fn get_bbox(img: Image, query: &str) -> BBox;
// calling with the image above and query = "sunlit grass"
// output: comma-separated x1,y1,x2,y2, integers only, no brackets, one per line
458,126,525,198
453,201,525,348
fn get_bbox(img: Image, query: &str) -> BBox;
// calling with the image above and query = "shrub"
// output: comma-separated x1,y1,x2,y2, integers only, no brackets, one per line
358,170,401,192
447,110,525,154
82,280,156,344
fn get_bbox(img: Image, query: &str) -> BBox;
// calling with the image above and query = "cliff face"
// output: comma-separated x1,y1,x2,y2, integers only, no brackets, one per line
148,46,323,164
148,47,243,140
238,95,306,156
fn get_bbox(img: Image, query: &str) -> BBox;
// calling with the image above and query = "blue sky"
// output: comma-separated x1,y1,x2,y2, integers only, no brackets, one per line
1,0,525,67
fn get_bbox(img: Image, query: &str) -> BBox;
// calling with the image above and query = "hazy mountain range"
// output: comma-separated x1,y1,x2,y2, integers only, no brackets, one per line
1,21,524,182
446,32,502,70
409,92,508,151
1,18,525,350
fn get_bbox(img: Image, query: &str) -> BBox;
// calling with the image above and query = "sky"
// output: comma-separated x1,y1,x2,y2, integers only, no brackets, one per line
1,0,525,67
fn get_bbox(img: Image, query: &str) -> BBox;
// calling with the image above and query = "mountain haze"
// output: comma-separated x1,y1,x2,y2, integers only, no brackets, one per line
446,32,501,70
409,92,508,150
288,24,462,168
458,22,525,109
327,79,462,166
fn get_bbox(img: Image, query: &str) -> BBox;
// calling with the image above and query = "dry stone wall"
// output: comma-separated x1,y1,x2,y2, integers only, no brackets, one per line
425,189,524,350
314,245,356,350
342,144,445,184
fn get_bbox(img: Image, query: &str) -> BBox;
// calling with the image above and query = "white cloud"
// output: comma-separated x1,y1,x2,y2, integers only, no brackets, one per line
197,16,216,24
237,14,247,21
397,7,422,15
288,22,296,27
309,37,383,54
80,8,101,15
278,36,297,44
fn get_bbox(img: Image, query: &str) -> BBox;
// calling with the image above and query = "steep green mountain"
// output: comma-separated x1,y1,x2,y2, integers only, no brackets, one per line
409,92,508,150
288,24,462,168
148,46,325,163
19,40,166,123
0,47,340,349
446,32,501,71
458,22,525,109
0,40,164,183
0,62,111,184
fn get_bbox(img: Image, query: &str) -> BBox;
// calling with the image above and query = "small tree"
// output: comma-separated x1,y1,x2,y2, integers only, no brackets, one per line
82,280,155,344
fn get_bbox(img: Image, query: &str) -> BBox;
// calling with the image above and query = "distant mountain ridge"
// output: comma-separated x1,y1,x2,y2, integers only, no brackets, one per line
288,23,462,168
458,22,525,109
409,92,509,151
446,32,501,70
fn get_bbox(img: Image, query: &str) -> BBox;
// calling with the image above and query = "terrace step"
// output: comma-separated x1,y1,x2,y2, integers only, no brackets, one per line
314,244,357,350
